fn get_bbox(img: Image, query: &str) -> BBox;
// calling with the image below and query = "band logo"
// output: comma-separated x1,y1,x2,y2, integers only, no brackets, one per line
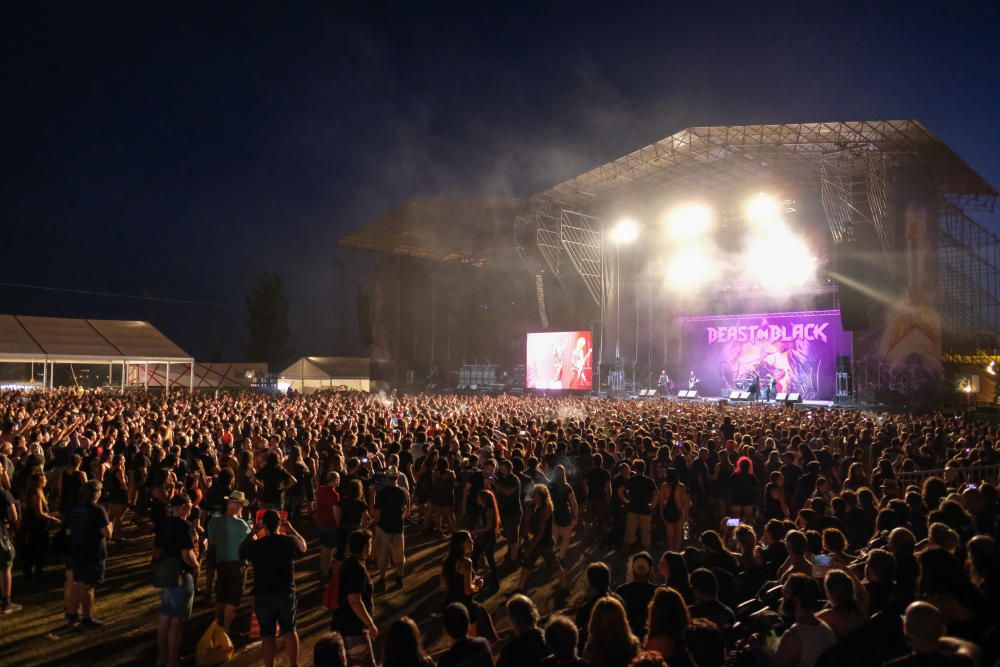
707,323,829,345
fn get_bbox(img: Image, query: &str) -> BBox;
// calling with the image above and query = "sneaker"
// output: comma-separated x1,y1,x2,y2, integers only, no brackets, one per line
2,602,23,614
80,617,105,628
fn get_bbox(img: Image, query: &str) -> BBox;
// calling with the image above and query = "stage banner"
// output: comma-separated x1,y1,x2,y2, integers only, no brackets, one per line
676,310,851,400
526,331,593,390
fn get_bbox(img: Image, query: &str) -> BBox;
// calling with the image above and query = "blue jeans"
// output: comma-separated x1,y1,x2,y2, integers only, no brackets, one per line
159,573,194,620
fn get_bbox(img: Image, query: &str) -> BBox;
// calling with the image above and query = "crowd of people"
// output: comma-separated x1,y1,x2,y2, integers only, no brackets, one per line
1,388,999,667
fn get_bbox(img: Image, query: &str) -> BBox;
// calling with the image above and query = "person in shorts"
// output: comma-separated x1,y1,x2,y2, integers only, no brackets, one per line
155,493,199,667
0,483,20,613
373,466,409,588
207,490,251,634
67,480,112,626
239,509,307,667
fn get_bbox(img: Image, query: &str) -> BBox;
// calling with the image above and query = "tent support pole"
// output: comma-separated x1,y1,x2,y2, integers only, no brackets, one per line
165,362,170,396
122,361,126,392
189,362,194,394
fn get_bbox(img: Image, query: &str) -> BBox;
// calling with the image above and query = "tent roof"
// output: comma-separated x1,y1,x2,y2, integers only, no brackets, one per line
279,356,370,379
0,315,192,363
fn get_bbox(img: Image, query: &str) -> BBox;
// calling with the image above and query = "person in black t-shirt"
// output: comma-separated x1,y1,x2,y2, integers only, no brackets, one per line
67,480,112,627
154,493,199,667
688,568,735,630
0,485,21,614
583,453,611,537
257,453,294,511
438,602,493,667
624,460,657,552
373,467,409,588
239,509,307,667
495,459,523,562
616,552,657,638
332,529,377,667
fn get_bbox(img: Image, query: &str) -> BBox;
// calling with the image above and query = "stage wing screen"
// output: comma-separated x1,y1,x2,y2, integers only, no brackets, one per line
526,331,593,390
677,310,851,401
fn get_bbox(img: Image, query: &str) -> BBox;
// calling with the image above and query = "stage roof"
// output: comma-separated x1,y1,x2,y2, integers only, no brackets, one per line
0,315,193,363
278,356,370,380
536,119,996,213
339,197,525,266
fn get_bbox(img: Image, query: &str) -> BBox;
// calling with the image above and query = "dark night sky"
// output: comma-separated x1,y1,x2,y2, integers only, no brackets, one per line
2,2,998,363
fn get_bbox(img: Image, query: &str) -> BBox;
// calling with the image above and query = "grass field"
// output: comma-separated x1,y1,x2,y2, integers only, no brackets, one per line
0,516,622,666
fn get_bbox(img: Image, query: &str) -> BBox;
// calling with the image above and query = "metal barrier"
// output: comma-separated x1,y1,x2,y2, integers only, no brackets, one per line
897,464,1000,489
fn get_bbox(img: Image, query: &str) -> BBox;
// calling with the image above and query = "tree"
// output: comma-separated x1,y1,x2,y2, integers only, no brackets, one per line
245,271,291,368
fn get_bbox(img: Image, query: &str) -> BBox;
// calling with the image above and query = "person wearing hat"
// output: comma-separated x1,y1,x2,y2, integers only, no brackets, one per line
373,465,409,589
207,490,251,634
154,493,199,667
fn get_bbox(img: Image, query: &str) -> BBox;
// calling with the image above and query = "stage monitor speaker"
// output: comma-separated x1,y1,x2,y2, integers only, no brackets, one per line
677,390,688,398
729,390,742,400
739,391,751,400
786,392,801,402
686,390,698,399
775,392,788,401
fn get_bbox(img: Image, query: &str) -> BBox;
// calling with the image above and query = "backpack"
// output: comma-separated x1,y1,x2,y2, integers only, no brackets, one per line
322,562,342,612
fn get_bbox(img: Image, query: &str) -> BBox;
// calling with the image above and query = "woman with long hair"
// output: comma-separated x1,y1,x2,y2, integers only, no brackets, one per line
816,569,867,639
643,587,691,666
337,479,368,561
101,454,129,541
472,489,500,588
440,530,498,642
728,456,757,523
764,471,789,521
518,483,570,592
382,617,434,667
583,596,641,667
657,468,688,552
699,530,739,575
657,550,693,603
23,471,60,580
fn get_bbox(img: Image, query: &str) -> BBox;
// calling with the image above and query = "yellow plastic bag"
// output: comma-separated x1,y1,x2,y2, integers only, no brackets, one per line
196,620,234,666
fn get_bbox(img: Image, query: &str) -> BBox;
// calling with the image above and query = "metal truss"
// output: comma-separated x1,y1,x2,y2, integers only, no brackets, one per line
536,120,996,214
819,151,895,258
559,210,603,305
938,204,1000,346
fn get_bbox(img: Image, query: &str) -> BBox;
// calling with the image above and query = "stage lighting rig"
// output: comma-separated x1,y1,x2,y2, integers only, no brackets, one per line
610,218,640,245
744,193,785,229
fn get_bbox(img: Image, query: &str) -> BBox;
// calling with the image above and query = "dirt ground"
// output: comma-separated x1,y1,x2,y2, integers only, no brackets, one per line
0,515,624,666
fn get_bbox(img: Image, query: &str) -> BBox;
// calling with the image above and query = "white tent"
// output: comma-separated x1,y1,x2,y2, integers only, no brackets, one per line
278,356,370,393
134,362,268,390
0,315,194,392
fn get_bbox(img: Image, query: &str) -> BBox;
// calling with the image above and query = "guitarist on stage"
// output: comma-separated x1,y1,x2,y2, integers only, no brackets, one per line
569,336,592,389
688,371,700,391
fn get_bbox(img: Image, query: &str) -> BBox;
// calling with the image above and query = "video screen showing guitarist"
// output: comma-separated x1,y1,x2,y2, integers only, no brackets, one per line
569,336,592,389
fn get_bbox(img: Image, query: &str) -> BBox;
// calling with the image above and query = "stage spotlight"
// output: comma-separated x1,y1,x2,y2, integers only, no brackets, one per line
611,218,640,245
745,193,781,228
665,203,713,240
666,247,712,287
743,229,816,287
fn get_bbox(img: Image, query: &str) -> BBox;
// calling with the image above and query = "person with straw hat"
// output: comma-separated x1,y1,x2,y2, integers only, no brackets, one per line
207,490,251,634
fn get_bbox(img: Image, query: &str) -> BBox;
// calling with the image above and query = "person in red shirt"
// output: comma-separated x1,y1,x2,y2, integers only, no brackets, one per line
315,471,342,579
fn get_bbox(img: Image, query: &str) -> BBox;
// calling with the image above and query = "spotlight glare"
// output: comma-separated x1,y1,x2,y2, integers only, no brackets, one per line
610,218,640,245
665,203,713,240
666,247,712,287
743,228,816,288
745,193,781,228
987,360,997,377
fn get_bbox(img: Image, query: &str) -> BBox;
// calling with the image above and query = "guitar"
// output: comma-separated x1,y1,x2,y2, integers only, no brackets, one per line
688,375,701,390
572,348,593,384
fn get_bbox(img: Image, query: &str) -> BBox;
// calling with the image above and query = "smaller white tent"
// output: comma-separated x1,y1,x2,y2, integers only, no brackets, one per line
279,356,370,393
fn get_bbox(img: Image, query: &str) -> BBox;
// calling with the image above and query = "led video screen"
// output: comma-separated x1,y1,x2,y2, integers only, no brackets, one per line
676,310,851,400
526,331,593,390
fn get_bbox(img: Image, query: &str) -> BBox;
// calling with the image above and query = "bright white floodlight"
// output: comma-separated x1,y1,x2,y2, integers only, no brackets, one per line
665,203,713,240
610,218,640,245
666,247,712,287
745,193,781,228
